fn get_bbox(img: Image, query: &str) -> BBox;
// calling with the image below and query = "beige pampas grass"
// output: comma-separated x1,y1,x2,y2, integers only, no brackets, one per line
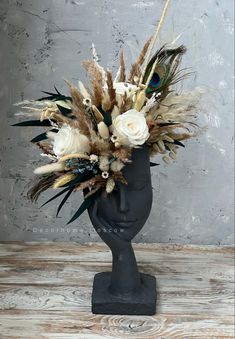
119,49,126,82
83,60,104,107
129,36,152,83
92,105,104,122
78,81,91,99
53,173,76,189
97,121,110,140
106,70,116,110
111,105,120,119
34,162,65,175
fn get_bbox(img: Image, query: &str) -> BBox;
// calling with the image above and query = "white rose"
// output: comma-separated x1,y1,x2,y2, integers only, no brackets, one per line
53,125,90,158
112,109,149,146
113,82,138,98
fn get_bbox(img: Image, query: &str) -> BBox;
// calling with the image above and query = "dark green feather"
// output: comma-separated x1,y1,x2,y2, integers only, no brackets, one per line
30,129,58,143
38,86,71,102
12,120,52,127
67,190,100,225
56,186,74,217
57,104,72,117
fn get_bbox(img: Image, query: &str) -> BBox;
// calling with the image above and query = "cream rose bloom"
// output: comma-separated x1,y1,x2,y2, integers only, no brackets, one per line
52,125,90,158
112,109,149,146
113,82,138,98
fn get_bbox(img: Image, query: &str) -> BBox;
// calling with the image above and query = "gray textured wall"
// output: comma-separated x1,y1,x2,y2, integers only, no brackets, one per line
0,0,234,244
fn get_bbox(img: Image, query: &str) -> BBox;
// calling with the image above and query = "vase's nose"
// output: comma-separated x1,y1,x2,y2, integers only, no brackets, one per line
119,184,129,213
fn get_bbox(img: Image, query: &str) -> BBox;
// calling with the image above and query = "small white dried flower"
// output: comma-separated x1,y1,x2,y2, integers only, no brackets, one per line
111,134,118,143
83,98,92,107
89,154,98,163
102,171,109,179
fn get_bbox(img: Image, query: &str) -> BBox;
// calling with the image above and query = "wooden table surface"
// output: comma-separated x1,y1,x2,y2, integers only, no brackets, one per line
0,242,234,338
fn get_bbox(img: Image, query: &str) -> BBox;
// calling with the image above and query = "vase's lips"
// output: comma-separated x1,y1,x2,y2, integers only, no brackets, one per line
110,220,137,228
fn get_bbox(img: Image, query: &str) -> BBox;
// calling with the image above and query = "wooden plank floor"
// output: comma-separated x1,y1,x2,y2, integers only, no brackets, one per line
0,242,234,338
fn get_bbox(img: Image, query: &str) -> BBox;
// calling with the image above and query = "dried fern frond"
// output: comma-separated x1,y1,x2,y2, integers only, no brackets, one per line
112,171,128,185
129,36,152,83
113,146,132,163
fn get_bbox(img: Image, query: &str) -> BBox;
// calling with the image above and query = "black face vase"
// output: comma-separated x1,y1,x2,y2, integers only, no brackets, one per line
87,144,156,315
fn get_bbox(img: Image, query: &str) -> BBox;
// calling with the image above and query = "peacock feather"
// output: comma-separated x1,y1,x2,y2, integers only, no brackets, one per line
143,45,187,98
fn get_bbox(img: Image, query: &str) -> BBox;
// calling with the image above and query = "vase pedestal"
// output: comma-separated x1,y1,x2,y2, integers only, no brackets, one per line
92,272,156,315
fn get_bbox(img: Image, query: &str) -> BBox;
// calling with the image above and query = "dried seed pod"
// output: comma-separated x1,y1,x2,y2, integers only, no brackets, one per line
162,135,174,143
106,177,115,193
152,143,161,153
110,159,124,172
162,156,171,164
157,139,166,152
169,152,177,160
97,121,110,140
166,143,177,154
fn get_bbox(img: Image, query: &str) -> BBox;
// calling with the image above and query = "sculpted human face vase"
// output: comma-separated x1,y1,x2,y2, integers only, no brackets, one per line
88,144,156,315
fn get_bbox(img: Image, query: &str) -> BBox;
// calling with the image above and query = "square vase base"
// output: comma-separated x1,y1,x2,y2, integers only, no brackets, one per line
92,272,156,315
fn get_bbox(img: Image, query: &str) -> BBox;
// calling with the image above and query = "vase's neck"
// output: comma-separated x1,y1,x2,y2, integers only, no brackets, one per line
109,243,141,295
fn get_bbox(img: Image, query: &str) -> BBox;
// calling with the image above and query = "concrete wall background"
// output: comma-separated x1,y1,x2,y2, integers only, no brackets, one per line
0,0,234,244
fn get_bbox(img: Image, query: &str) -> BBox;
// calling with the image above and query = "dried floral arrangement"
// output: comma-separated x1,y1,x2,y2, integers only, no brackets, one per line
13,0,202,224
